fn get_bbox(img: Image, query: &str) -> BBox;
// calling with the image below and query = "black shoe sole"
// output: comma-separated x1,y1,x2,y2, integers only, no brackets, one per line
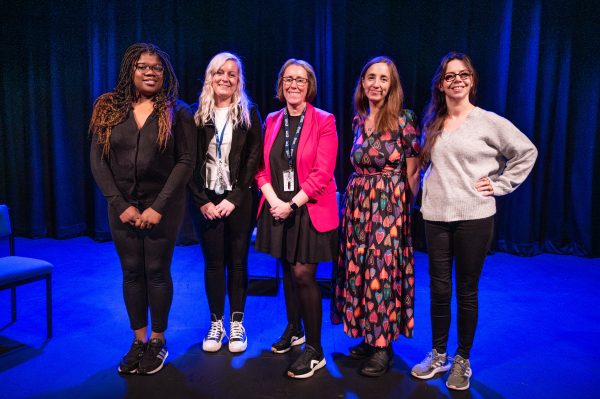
117,365,137,374
287,358,326,379
359,366,390,377
359,358,393,377
271,336,305,354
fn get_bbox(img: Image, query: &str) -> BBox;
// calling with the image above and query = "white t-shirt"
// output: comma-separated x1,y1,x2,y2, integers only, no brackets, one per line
206,107,233,191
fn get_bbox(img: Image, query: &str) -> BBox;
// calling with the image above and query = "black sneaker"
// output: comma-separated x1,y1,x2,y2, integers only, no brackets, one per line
118,339,146,374
271,324,305,354
287,345,326,379
138,338,168,375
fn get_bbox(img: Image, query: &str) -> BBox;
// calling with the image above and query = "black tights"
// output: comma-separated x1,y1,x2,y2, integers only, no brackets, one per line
425,216,494,359
282,261,322,352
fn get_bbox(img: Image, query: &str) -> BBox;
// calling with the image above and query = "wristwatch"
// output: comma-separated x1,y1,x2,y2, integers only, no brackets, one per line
288,201,299,211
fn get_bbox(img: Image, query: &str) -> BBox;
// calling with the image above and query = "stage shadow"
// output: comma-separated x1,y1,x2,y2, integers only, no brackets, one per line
329,351,446,399
20,343,502,399
0,335,48,372
27,363,196,399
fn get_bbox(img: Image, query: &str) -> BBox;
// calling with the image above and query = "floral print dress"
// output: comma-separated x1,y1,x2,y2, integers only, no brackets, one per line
332,110,420,347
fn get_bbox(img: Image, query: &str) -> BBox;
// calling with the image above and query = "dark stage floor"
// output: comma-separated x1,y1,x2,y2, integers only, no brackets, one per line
0,237,598,399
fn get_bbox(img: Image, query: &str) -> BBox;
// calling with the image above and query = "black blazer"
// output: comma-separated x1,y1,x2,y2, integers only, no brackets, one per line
189,104,263,208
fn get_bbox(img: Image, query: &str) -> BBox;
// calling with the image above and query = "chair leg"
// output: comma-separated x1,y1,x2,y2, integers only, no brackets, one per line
11,287,17,322
46,274,53,338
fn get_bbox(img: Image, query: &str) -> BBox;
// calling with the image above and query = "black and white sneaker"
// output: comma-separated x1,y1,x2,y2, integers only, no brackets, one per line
203,313,227,352
118,339,146,374
287,345,326,379
271,324,305,354
228,312,248,353
138,338,168,375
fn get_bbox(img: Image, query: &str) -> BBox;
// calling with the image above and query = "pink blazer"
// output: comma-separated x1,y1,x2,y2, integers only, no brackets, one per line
255,103,339,232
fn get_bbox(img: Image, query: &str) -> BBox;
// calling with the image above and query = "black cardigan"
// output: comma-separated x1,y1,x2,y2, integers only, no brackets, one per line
90,100,197,215
189,104,263,207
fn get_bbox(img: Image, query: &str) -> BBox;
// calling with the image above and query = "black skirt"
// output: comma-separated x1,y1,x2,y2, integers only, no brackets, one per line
255,115,337,264
255,203,337,264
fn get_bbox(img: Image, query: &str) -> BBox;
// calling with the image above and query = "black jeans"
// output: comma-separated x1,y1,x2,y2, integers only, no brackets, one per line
109,199,185,333
199,189,254,319
425,216,494,359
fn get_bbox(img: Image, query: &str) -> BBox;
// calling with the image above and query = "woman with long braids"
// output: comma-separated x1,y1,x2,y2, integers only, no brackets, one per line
410,52,536,390
189,52,262,353
90,43,196,375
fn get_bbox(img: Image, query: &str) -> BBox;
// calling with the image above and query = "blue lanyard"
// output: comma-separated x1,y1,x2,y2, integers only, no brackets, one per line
215,116,229,160
284,107,306,170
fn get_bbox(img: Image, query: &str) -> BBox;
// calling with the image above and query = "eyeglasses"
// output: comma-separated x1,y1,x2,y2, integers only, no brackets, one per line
282,76,308,87
135,63,165,74
443,72,472,82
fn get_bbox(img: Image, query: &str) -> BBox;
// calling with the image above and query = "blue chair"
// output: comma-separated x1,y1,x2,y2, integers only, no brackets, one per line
0,205,53,338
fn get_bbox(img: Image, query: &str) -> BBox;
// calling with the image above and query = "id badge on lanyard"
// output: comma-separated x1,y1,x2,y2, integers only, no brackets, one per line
214,116,229,195
283,169,294,192
283,107,305,193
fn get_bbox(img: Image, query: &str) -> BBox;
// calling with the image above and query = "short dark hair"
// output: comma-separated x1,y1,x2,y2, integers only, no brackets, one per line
275,59,317,103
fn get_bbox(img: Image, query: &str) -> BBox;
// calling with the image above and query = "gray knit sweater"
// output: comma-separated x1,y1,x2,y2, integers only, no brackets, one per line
421,107,537,222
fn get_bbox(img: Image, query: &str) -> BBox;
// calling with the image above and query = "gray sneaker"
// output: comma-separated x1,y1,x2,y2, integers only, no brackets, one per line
411,349,451,379
446,355,472,390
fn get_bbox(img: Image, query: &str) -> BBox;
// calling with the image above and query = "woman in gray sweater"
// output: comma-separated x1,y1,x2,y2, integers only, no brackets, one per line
410,52,537,391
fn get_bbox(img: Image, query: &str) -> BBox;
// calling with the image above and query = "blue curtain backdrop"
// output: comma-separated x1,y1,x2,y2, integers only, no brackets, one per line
1,0,598,256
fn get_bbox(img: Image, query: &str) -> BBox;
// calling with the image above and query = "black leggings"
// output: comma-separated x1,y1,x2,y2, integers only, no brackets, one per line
425,216,494,359
109,200,185,333
282,261,322,352
200,190,254,319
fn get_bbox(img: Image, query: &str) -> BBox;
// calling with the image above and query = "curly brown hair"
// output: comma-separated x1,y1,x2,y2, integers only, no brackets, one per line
89,43,179,157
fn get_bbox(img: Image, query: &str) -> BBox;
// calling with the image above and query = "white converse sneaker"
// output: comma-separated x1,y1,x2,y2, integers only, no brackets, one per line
202,314,226,352
228,312,248,353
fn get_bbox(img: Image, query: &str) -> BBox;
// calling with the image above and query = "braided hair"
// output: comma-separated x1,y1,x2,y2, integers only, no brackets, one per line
89,43,179,157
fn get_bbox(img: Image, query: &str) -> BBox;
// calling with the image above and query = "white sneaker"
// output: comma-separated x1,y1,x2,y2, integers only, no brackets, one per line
411,349,451,379
228,312,247,353
202,314,226,352
446,355,472,391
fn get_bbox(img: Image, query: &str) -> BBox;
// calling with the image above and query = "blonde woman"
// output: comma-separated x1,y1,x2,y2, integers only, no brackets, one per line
189,52,262,353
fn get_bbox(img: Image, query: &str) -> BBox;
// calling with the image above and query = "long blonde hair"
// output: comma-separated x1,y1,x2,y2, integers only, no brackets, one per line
353,56,404,132
195,52,251,128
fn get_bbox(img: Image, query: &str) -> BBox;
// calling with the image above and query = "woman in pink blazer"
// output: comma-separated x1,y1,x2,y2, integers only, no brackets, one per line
255,59,338,379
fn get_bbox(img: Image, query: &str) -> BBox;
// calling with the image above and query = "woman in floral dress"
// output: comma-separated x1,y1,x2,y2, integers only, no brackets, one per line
333,56,420,377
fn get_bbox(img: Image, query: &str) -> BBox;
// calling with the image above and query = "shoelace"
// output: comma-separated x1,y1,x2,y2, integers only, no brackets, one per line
448,357,468,376
418,352,438,367
207,320,226,340
145,340,164,357
230,321,246,340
